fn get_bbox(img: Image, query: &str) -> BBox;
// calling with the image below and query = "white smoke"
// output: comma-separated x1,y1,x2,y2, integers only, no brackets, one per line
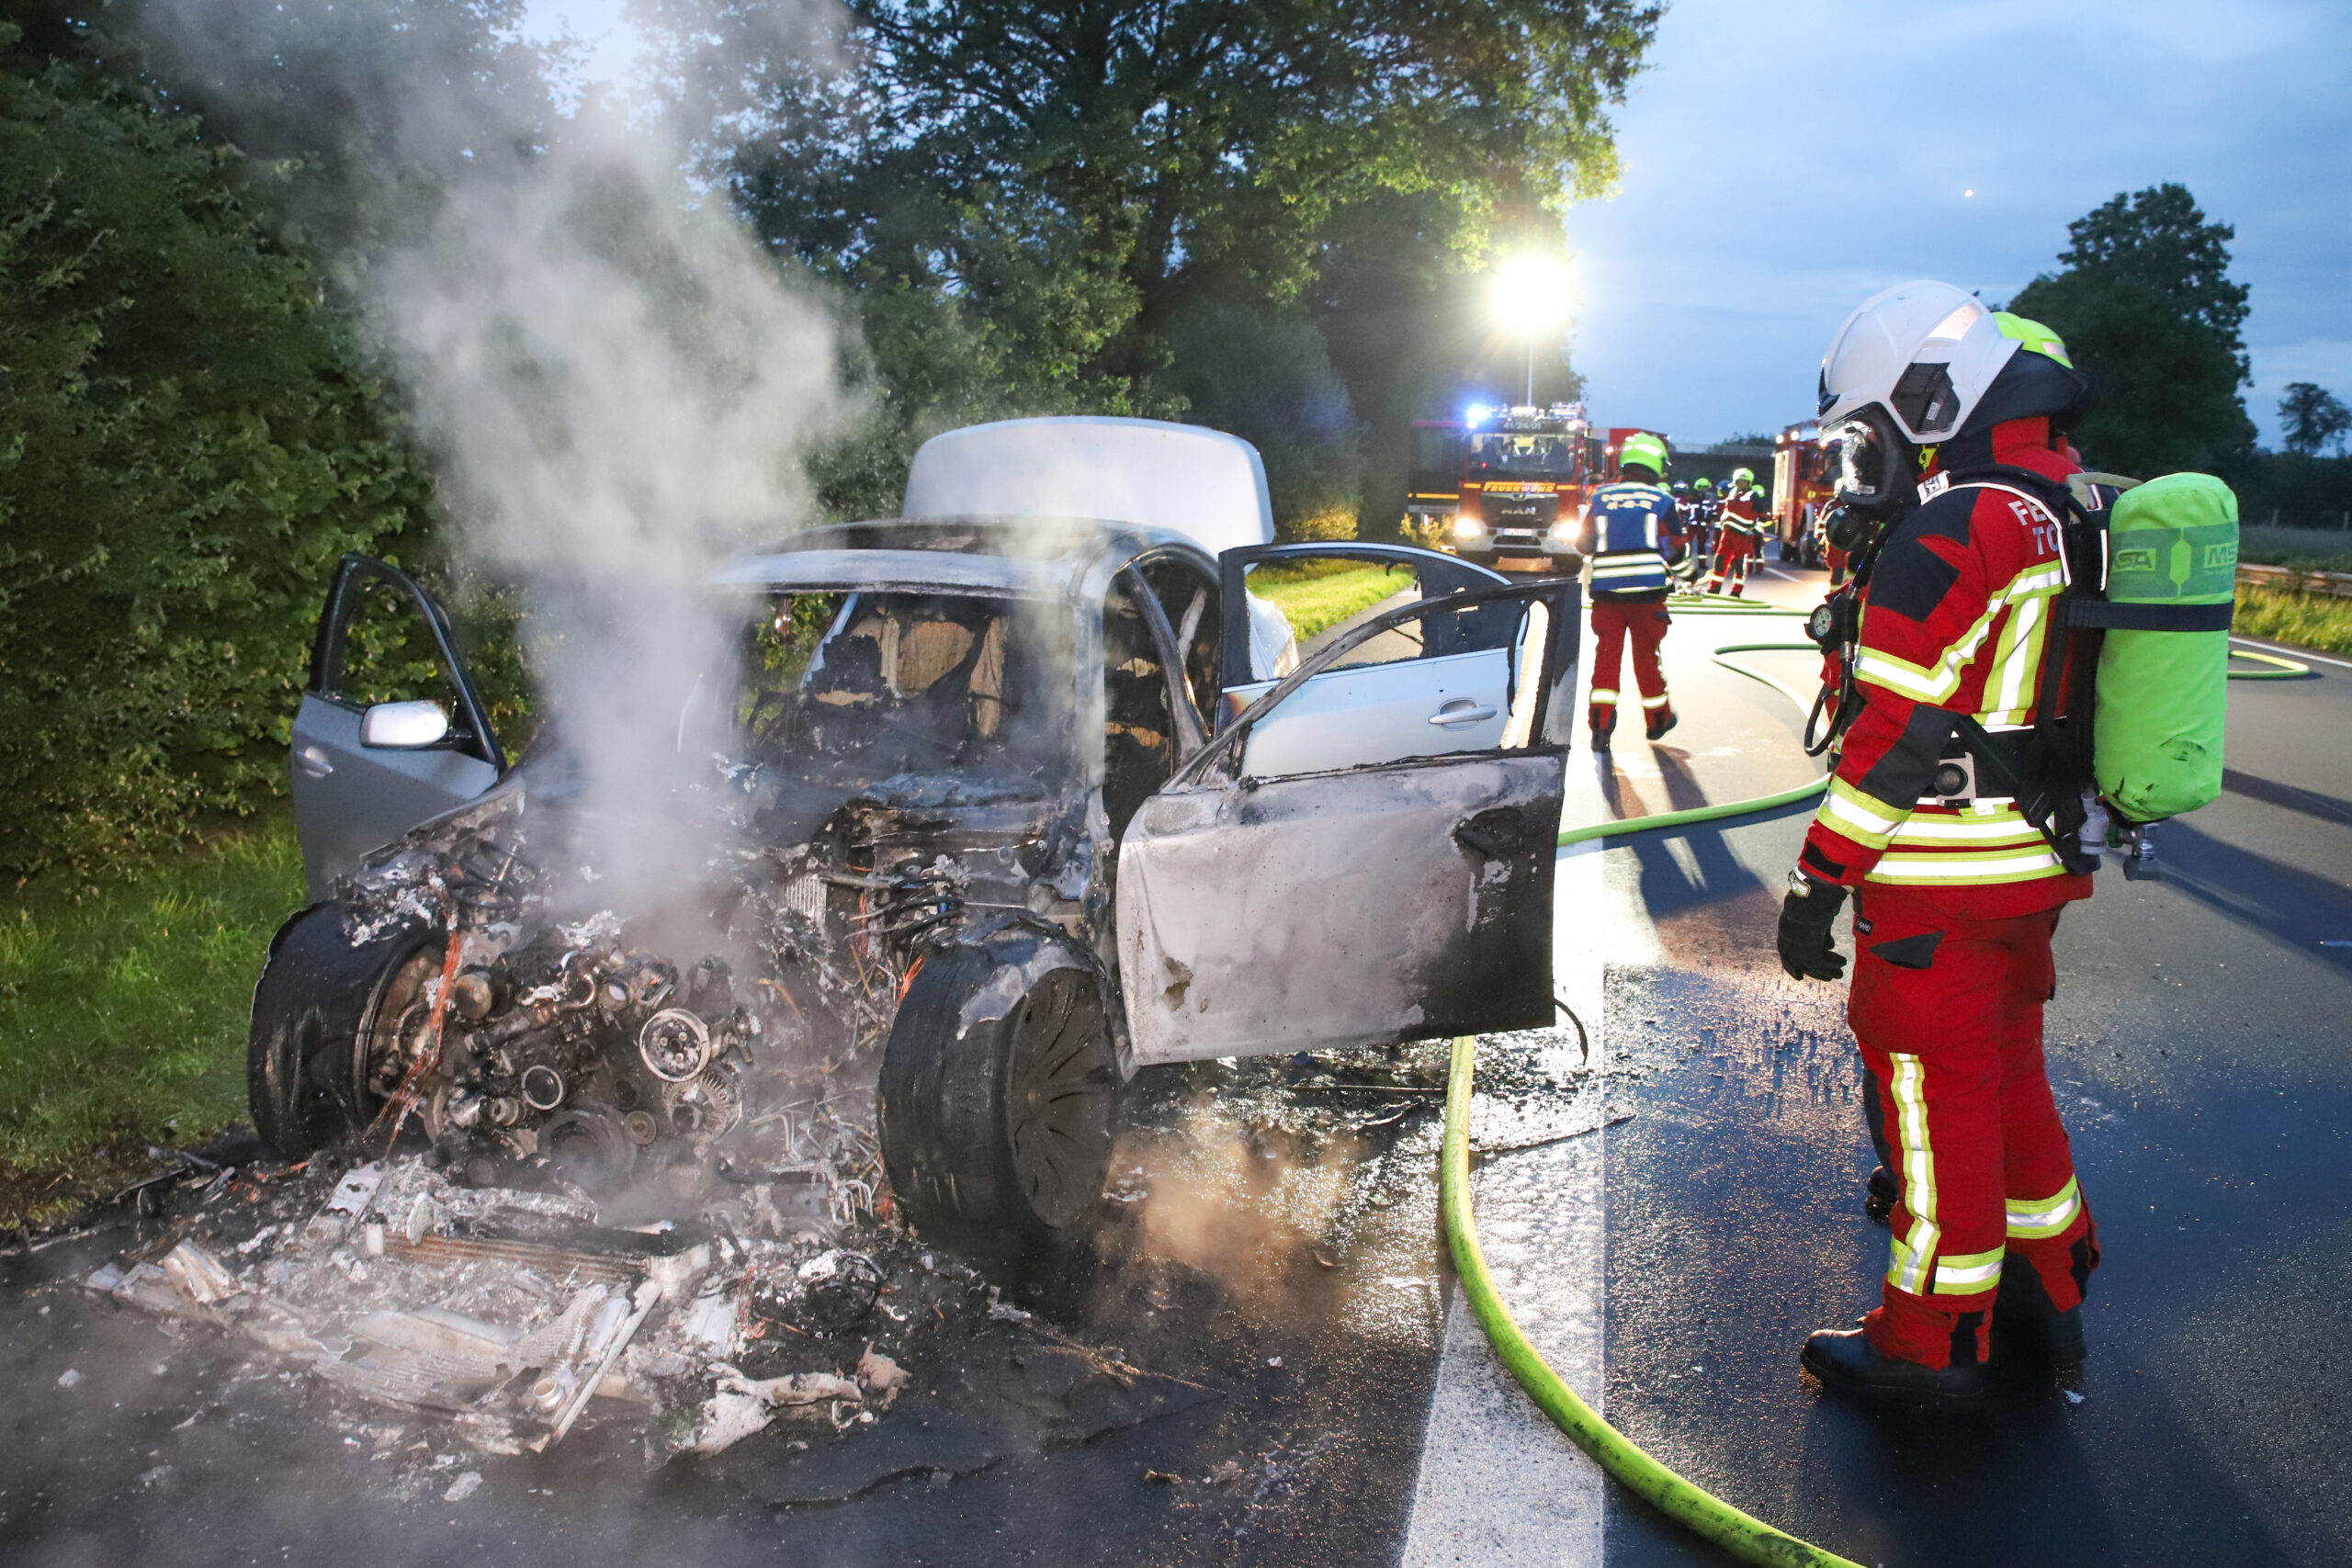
369,99,849,901
140,0,858,906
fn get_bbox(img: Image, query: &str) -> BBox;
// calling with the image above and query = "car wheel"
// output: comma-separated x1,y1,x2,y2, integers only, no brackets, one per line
878,935,1120,1260
248,903,441,1158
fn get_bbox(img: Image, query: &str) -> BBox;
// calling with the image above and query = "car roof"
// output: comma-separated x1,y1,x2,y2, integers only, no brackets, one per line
714,516,1215,599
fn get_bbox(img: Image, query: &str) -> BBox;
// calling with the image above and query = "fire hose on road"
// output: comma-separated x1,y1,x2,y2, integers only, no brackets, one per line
1440,614,2316,1567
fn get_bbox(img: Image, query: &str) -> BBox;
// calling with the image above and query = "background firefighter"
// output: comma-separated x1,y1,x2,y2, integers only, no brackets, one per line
1576,432,1679,749
1777,281,2103,1414
1702,467,1767,596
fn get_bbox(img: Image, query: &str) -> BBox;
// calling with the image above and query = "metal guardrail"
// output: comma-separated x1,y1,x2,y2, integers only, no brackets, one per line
2239,562,2352,600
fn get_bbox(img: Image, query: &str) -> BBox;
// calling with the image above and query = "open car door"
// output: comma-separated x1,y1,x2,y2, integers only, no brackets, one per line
289,554,506,901
1116,577,1579,1065
1216,542,1521,776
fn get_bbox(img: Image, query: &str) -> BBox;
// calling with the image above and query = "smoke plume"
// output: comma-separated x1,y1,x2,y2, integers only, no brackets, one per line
141,0,854,905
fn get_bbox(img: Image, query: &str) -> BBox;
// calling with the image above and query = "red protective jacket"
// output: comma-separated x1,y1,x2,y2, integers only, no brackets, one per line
1799,417,2094,921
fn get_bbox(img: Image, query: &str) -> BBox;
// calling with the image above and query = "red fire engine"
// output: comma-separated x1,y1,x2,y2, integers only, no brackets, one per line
1446,402,1600,576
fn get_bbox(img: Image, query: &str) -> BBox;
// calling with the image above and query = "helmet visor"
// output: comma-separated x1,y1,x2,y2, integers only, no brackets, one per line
1824,416,1891,507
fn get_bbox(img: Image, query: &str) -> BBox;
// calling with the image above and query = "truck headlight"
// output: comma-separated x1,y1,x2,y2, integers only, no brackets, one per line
1453,514,1487,542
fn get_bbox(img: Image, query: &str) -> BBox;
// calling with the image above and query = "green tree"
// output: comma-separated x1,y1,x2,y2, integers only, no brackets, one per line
648,0,1657,520
1159,301,1364,536
2278,381,2350,457
2007,183,2255,478
0,24,429,875
113,0,564,263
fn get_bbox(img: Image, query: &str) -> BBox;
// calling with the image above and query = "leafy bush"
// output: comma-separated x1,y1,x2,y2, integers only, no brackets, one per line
2234,587,2352,658
1284,506,1363,544
0,31,426,876
1399,513,1454,552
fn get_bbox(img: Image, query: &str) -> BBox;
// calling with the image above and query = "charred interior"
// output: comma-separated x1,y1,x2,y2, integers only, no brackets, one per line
263,576,1125,1231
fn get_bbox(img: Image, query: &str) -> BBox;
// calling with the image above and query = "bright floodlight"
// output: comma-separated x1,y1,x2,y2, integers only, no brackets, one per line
1489,254,1575,332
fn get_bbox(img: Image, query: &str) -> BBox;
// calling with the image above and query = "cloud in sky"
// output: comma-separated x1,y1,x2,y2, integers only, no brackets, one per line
1562,0,2352,447
524,0,2348,449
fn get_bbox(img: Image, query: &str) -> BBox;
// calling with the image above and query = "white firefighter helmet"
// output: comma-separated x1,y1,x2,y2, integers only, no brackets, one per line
1817,280,2060,445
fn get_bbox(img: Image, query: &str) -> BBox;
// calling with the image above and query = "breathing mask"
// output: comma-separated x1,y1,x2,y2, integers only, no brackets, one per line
1817,407,1917,553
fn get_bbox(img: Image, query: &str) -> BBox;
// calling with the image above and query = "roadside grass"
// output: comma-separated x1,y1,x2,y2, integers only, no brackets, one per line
2235,586,2352,659
0,813,303,1230
1250,562,1415,642
2239,524,2352,575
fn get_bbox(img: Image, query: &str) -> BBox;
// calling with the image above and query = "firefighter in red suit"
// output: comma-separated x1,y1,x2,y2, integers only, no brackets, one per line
1703,468,1766,595
1574,431,1679,750
1778,281,2103,1413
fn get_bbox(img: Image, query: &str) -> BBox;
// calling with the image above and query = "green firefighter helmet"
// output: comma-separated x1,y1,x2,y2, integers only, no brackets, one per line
1620,431,1669,479
1731,466,1756,490
1692,475,1714,493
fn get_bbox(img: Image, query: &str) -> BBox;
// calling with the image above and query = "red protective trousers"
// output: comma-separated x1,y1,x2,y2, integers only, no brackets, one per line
1588,599,1670,729
1848,887,2099,1369
1705,531,1758,595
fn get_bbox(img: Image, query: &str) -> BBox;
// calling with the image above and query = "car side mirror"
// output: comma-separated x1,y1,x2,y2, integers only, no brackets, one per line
359,698,452,750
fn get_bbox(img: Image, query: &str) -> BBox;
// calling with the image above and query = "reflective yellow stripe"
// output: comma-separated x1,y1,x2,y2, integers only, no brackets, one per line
1869,849,2065,884
1854,648,1954,702
1887,1219,1941,1296
1887,810,2047,846
1818,776,1905,850
1932,1245,2006,1295
2007,1176,2082,1239
1640,693,1670,709
1855,558,2064,711
1981,586,2054,728
1589,688,1619,705
1886,1054,1939,1295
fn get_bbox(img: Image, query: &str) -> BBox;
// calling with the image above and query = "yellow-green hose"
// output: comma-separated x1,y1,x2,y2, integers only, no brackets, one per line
1443,1034,1866,1567
1558,639,1830,848
2228,647,2312,679
1476,610,2312,1562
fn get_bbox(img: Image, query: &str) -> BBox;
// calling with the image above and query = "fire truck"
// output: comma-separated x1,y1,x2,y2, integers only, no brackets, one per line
1771,420,1838,569
1446,402,1600,576
1405,419,1464,539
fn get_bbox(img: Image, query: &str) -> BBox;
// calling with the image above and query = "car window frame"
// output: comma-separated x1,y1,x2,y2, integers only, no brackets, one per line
1172,579,1577,790
307,553,505,772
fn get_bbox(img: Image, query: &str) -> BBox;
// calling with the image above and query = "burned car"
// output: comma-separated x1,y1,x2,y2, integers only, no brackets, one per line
251,418,1584,1258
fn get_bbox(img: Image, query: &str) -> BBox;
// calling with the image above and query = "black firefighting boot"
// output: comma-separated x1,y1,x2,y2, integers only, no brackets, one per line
1990,1253,2087,1366
1589,706,1614,751
1644,703,1678,741
1800,1327,1985,1415
1864,1165,1898,1225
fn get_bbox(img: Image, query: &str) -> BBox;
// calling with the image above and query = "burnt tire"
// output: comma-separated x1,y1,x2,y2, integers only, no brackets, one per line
877,938,1120,1260
248,903,438,1159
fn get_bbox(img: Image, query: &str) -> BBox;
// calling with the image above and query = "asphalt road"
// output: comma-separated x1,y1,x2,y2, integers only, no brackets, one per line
3,564,2345,1568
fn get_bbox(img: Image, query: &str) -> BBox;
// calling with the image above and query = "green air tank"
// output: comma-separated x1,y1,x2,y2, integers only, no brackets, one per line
2093,472,2238,821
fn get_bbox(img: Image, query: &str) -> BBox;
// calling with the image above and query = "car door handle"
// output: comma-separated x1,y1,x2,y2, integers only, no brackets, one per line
296,744,334,778
1428,700,1498,727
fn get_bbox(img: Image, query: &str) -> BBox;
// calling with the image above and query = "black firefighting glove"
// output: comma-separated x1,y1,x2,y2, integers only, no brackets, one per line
1777,870,1849,982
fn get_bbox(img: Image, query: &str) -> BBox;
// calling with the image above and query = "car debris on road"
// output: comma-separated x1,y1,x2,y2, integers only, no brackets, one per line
76,1146,989,1461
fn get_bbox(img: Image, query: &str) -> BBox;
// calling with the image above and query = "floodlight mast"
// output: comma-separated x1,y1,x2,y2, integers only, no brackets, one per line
1488,254,1574,409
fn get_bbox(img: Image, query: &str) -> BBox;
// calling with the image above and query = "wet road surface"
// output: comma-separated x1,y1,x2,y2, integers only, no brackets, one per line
4,567,2346,1567
1588,570,2352,1567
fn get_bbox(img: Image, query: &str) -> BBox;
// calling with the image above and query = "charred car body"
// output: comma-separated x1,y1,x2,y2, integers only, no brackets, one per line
253,418,1584,1258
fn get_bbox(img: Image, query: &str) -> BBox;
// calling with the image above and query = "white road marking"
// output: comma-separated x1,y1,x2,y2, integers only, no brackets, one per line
1402,665,1621,1567
2232,635,2351,671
